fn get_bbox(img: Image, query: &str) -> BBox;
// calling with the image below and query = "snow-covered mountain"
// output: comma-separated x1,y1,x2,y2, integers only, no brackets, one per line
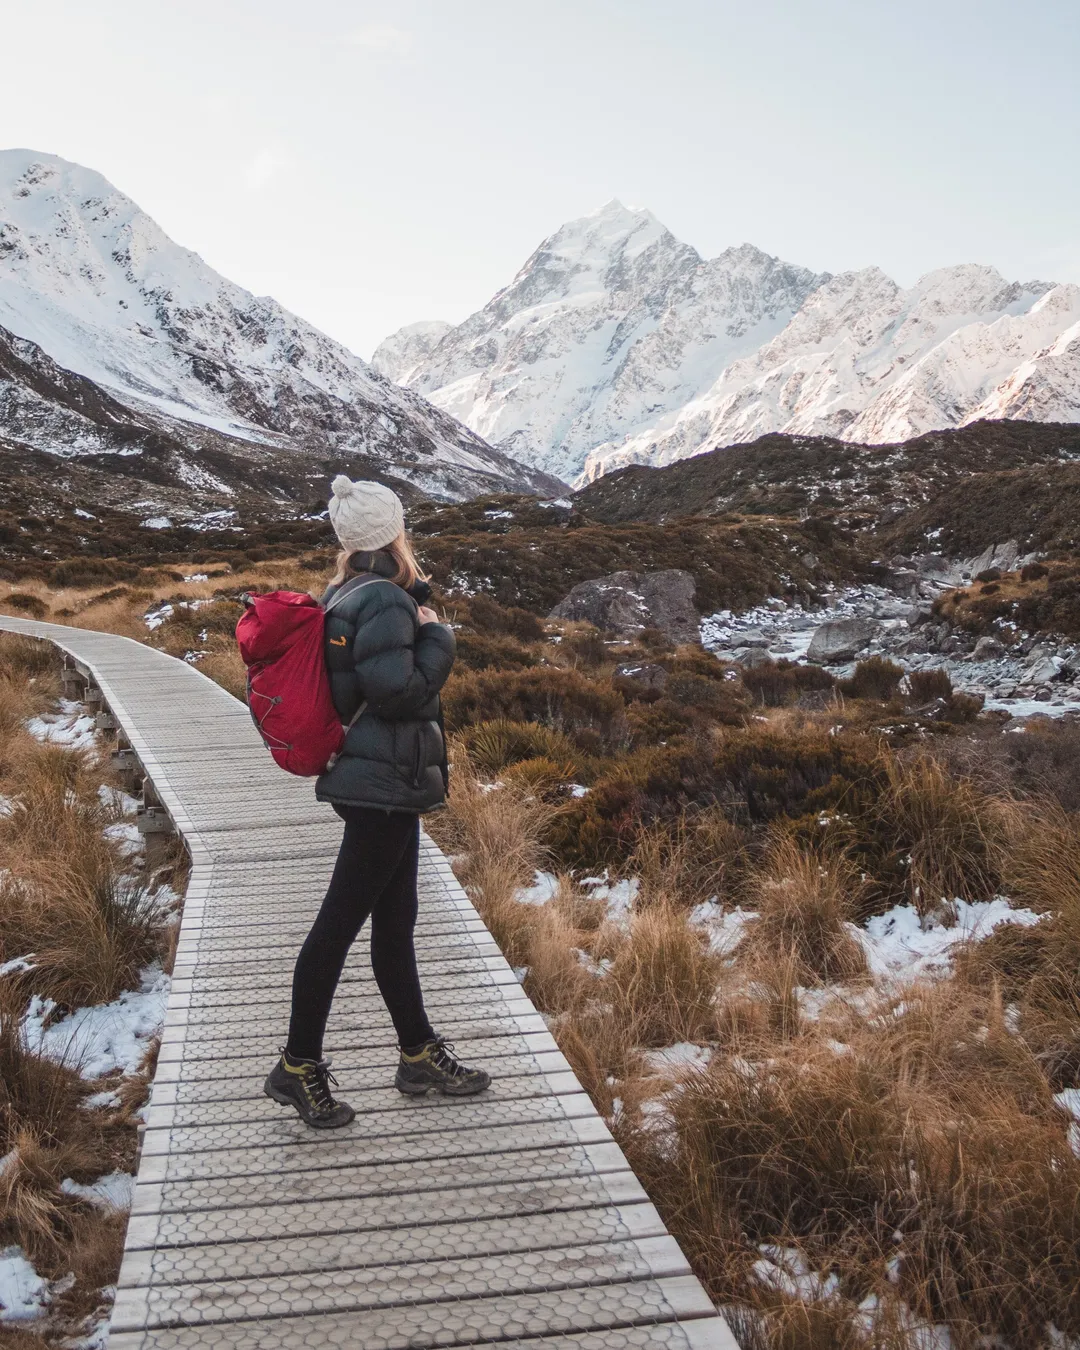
371,320,454,384
0,150,562,502
379,203,1080,484
376,200,827,483
584,264,1078,479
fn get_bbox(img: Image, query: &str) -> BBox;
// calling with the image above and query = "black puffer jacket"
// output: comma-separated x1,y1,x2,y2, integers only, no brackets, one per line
314,556,455,813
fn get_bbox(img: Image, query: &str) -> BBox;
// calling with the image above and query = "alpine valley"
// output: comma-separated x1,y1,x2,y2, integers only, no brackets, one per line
0,148,564,545
377,200,1080,484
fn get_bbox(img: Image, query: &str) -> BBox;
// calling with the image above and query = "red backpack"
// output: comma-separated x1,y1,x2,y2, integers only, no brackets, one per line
235,580,377,777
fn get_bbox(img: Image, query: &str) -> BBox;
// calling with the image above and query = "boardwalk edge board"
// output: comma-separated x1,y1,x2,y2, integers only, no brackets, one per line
0,615,739,1350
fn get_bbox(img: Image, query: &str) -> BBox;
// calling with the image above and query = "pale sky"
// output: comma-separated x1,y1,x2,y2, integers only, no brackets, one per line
4,0,1079,358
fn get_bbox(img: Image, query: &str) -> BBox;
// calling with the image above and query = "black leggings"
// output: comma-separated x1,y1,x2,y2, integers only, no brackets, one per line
286,806,434,1061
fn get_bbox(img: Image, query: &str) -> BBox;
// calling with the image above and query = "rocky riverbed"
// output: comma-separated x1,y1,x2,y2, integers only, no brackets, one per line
700,584,1080,720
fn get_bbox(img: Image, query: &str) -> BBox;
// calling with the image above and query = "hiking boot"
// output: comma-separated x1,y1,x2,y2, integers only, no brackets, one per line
395,1037,491,1096
264,1050,355,1128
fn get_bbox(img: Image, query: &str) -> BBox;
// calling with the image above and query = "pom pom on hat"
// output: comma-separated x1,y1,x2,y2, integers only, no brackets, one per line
327,475,405,553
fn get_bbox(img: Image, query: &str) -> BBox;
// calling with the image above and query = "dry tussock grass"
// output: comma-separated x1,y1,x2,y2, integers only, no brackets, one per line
0,992,136,1274
425,746,566,968
739,836,868,986
626,809,746,910
439,733,1080,1347
868,752,1014,920
0,740,164,1007
609,903,722,1046
624,1025,1080,1346
1,559,327,706
0,633,180,1338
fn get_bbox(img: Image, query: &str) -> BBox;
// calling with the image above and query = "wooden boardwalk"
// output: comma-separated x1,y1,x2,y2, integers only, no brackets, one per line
1,615,737,1350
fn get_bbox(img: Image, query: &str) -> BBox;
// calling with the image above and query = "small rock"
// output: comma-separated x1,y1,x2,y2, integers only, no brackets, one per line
885,568,919,600
613,662,668,694
800,553,819,569
733,647,774,669
806,618,879,664
1035,687,1053,702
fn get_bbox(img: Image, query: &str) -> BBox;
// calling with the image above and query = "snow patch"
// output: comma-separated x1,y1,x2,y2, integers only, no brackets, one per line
22,964,170,1078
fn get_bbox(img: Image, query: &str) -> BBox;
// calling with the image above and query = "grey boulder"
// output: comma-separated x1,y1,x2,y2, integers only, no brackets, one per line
972,635,1007,661
1024,655,1062,685
550,569,699,644
805,618,878,664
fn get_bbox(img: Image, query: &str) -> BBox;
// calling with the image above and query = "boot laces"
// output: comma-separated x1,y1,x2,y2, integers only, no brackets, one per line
303,1058,340,1112
430,1037,469,1077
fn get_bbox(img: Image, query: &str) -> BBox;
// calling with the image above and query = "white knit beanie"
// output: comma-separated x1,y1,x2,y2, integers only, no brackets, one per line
328,475,405,552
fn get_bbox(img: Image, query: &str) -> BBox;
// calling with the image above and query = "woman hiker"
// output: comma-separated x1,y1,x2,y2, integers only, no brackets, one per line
265,475,490,1128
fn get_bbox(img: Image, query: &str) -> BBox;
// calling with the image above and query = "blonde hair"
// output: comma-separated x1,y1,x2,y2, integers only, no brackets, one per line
329,530,429,590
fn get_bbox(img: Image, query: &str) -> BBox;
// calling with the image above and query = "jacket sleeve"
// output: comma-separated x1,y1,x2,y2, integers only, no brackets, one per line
351,589,456,719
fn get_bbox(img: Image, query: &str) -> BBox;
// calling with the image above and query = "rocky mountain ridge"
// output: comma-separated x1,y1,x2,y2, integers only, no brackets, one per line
377,200,826,483
0,149,561,509
381,203,1080,483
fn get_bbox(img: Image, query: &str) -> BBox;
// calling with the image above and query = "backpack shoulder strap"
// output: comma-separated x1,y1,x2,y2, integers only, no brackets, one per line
322,575,389,616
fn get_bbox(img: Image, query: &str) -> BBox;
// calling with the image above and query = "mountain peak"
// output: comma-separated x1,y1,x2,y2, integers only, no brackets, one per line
542,199,672,265
395,205,824,481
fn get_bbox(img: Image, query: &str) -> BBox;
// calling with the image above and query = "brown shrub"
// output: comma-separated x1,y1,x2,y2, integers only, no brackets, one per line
908,667,953,702
454,592,545,642
742,660,836,708
556,726,880,872
560,627,609,668
443,665,629,753
2,591,47,618
838,656,904,701
47,558,139,588
453,631,538,670
461,719,579,775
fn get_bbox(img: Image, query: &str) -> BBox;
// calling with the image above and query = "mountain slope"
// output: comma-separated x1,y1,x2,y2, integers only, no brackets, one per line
0,150,562,502
575,420,1080,534
386,200,826,482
